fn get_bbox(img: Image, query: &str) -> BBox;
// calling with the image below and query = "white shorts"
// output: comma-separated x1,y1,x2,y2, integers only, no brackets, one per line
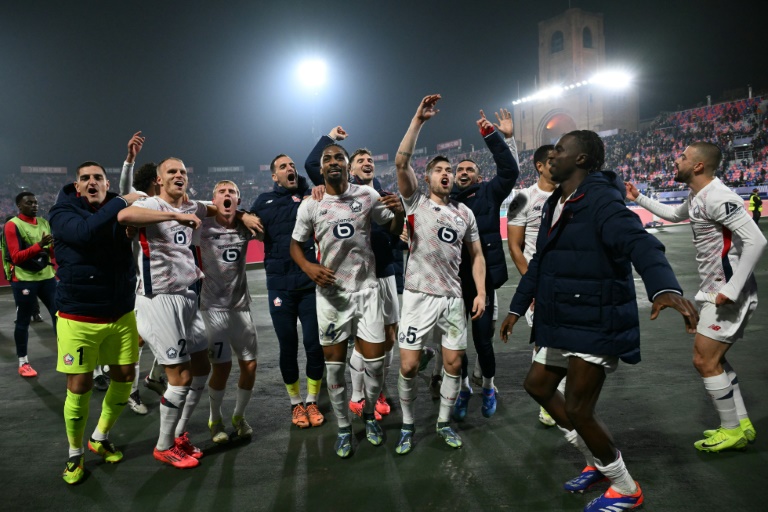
136,290,205,366
379,275,400,326
533,347,618,374
202,309,258,363
190,309,208,354
317,287,384,346
398,290,467,351
695,284,758,343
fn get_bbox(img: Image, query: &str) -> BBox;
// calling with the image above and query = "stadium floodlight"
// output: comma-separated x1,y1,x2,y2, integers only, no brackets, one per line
588,70,632,89
511,70,633,105
296,59,327,90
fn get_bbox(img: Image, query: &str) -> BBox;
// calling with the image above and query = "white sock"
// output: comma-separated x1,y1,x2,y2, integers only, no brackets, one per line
325,361,350,428
349,349,365,403
722,361,748,420
91,427,108,442
149,358,163,381
482,376,494,390
234,387,252,418
158,384,189,450
362,356,385,415
69,446,84,458
562,427,595,467
703,372,739,429
381,349,394,396
460,375,472,393
19,356,28,367
132,346,143,393
595,451,637,495
398,372,416,425
175,375,207,437
209,387,225,423
438,370,461,423
93,366,103,378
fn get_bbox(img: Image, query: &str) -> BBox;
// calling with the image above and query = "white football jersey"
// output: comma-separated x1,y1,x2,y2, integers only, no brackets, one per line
193,217,252,311
292,184,394,295
402,190,479,298
132,196,207,295
686,178,755,294
507,184,554,262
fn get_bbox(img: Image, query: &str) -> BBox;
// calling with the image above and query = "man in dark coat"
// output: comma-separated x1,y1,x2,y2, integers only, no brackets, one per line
500,130,698,512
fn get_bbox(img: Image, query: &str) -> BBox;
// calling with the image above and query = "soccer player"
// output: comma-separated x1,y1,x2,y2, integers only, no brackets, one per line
506,144,563,427
250,154,325,429
3,191,57,378
304,126,402,420
626,142,766,452
500,130,699,511
450,108,519,421
117,156,216,469
116,132,157,415
394,94,486,455
195,180,259,443
49,151,144,484
290,142,403,458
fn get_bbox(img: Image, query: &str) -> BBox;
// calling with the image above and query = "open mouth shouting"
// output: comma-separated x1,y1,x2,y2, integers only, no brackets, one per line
223,198,232,209
286,171,297,186
457,174,471,186
440,176,451,188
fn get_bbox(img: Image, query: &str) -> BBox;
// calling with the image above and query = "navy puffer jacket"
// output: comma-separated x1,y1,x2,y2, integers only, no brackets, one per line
508,171,682,363
49,184,136,319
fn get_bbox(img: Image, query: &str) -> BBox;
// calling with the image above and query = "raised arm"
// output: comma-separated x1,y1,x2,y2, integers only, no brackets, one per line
304,126,348,186
478,109,520,201
396,94,441,199
119,131,145,194
625,181,689,222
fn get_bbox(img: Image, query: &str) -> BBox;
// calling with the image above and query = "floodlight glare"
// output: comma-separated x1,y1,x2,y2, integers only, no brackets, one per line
589,70,632,89
297,59,327,89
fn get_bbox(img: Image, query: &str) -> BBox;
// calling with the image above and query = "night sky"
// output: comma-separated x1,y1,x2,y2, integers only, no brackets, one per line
2,0,767,175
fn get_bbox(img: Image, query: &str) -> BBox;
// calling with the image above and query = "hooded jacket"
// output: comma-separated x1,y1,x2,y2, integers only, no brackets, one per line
508,170,682,363
49,184,136,320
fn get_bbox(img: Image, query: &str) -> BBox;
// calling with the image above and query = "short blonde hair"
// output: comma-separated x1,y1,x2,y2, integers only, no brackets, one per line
213,180,240,197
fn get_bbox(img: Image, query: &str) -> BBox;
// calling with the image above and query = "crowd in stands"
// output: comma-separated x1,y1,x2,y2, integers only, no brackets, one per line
3,96,766,221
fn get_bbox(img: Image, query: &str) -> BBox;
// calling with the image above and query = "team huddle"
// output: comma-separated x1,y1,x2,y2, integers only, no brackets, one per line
4,94,765,512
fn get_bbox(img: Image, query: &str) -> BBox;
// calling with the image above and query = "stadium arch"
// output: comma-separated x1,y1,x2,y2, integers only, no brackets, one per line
537,109,578,145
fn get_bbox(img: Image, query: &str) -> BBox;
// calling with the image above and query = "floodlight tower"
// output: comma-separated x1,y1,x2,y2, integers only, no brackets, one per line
511,8,639,150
